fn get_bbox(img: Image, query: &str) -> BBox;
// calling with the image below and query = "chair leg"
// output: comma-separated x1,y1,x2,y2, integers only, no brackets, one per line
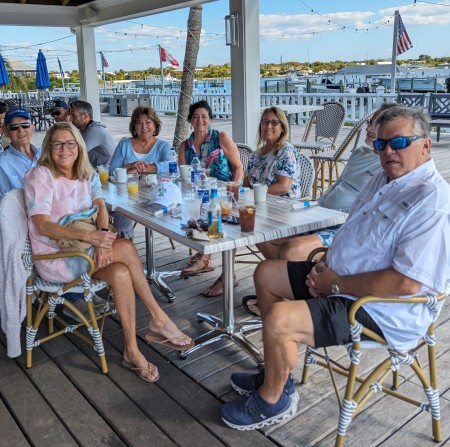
169,238,176,249
84,291,108,374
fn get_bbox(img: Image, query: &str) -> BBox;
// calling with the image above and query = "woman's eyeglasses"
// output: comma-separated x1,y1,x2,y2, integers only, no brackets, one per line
9,122,31,131
261,119,280,127
373,135,423,151
51,140,78,151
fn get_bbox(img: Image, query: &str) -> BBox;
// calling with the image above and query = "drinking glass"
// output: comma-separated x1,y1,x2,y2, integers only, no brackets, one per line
127,173,139,193
238,205,257,232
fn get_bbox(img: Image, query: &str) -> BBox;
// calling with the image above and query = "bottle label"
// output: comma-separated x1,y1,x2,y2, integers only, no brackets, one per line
197,188,209,203
191,170,201,183
169,161,178,174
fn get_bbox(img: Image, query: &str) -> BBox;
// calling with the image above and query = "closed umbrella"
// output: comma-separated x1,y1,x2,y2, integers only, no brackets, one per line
0,54,9,95
36,49,50,90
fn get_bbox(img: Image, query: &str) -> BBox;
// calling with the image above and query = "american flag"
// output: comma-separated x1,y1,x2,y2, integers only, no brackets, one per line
159,46,179,67
396,14,413,55
100,51,109,68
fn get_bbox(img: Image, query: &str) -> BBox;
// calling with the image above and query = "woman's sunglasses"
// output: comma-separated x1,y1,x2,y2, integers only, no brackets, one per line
51,110,62,117
373,135,423,151
9,122,31,131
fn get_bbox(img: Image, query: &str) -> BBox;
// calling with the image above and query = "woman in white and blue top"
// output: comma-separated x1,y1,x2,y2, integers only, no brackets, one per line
109,106,172,237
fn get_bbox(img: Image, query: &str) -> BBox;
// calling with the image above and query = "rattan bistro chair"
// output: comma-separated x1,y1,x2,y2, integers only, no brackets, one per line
5,191,114,374
236,143,253,176
301,252,447,446
294,102,346,154
309,113,372,198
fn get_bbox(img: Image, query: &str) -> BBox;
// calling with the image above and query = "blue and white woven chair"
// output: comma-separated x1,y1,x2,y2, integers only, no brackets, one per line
301,251,447,446
23,234,115,374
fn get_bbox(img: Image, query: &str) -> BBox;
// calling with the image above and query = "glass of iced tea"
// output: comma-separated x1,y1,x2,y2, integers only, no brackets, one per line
238,205,257,232
226,181,240,202
219,191,234,221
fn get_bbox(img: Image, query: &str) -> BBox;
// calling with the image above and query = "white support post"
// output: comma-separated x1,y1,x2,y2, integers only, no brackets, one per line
229,0,260,147
74,25,100,121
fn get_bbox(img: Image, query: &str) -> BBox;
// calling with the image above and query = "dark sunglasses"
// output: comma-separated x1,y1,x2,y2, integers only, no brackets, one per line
51,110,62,117
9,122,31,131
373,135,423,151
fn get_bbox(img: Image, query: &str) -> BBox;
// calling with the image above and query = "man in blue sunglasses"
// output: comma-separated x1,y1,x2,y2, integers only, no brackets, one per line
221,105,450,431
0,108,42,200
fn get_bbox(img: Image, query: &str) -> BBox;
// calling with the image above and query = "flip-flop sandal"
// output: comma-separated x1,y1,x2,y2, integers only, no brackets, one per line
122,359,160,383
181,257,215,277
143,329,195,351
202,275,239,297
187,252,203,266
242,295,260,317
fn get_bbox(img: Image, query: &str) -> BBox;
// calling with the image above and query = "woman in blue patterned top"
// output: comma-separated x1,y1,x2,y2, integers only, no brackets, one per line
244,106,300,199
179,100,243,281
178,100,243,182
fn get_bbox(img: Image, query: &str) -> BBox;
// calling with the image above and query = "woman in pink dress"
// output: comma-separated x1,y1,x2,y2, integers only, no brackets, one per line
24,122,193,383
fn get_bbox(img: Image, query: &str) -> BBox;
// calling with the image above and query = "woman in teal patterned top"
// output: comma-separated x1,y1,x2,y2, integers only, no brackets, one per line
178,100,243,182
179,100,243,291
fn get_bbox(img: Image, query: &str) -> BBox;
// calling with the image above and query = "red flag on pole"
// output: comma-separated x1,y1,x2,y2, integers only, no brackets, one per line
396,14,413,55
159,46,179,67
100,51,109,68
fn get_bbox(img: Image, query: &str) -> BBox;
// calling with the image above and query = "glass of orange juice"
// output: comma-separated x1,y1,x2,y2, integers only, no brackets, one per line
127,173,139,193
97,165,110,183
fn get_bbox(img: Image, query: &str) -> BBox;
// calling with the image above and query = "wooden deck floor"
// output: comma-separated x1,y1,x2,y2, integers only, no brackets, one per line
2,121,450,447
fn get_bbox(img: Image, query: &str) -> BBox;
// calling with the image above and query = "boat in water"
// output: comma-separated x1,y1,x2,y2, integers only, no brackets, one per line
372,76,446,93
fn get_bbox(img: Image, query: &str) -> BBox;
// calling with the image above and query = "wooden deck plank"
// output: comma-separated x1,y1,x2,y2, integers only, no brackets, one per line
0,394,31,447
0,345,78,447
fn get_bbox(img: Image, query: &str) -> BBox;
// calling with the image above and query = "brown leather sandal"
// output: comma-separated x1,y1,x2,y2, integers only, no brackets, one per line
181,256,215,277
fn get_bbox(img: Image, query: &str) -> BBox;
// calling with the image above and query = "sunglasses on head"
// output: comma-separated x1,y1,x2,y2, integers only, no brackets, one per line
9,122,31,131
51,110,62,117
373,135,423,151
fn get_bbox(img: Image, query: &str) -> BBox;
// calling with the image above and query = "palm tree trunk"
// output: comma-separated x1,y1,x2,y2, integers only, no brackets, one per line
172,5,202,149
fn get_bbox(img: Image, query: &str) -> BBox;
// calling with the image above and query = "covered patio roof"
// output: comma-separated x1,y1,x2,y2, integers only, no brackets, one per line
0,0,260,144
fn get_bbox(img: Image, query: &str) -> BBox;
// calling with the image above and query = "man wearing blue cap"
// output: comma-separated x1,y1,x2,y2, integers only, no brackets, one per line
0,108,42,200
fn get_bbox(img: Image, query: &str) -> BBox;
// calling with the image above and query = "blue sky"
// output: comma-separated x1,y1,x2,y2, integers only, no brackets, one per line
1,0,449,74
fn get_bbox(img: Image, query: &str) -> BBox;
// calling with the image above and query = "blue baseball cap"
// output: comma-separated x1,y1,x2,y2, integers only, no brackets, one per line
5,108,32,126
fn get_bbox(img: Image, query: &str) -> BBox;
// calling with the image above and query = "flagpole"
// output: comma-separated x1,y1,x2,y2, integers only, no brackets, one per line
391,10,399,94
158,44,164,93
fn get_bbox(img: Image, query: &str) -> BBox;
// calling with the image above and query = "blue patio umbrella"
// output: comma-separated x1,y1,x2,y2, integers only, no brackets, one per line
0,53,9,88
36,49,50,90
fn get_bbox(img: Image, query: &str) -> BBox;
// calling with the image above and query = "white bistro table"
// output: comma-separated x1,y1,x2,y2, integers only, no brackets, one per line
101,180,181,301
116,184,347,365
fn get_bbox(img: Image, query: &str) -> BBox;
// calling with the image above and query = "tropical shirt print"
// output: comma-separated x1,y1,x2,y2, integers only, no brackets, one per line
247,142,301,199
184,128,232,182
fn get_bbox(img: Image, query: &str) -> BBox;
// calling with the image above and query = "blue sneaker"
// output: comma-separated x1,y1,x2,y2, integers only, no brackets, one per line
221,390,297,430
231,371,299,403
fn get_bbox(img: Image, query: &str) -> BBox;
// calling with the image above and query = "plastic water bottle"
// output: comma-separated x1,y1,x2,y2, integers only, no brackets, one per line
208,187,223,238
196,169,210,209
190,153,200,186
168,147,179,179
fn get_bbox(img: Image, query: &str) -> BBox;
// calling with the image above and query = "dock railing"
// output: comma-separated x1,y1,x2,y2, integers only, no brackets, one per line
6,89,433,123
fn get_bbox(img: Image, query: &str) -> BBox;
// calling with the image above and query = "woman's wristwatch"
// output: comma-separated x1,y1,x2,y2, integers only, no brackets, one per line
331,276,340,294
101,228,110,232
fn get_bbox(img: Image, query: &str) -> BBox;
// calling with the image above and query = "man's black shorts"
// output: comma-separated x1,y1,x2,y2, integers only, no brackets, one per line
286,261,383,348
